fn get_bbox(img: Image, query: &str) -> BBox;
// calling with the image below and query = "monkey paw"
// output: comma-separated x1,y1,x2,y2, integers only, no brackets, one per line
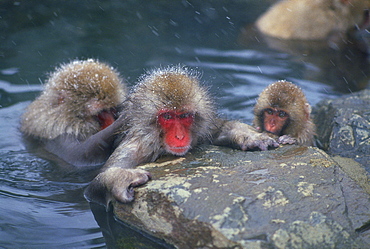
278,135,297,145
238,132,279,151
84,167,151,209
111,168,152,204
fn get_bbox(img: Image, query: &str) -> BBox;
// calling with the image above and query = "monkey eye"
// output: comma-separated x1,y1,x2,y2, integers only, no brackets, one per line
157,110,194,128
278,111,288,118
162,112,173,120
266,109,273,115
178,112,194,127
157,111,175,127
178,112,194,119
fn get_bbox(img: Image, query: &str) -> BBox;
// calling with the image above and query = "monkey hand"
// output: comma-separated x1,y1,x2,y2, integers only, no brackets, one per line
111,168,152,203
237,130,279,151
213,120,279,151
84,167,151,211
277,135,297,145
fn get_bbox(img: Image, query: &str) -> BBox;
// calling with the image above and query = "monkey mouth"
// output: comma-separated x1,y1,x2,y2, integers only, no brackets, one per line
266,130,280,136
168,145,191,156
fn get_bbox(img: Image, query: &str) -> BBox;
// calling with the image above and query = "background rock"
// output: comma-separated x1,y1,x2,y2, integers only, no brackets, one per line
113,145,370,248
313,89,370,173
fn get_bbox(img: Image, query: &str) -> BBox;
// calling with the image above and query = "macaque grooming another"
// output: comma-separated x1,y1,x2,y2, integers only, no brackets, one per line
85,66,279,208
256,0,368,40
20,59,127,166
253,80,316,146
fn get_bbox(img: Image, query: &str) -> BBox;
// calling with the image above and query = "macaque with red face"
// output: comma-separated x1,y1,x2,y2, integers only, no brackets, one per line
20,59,127,166
84,66,279,208
253,80,316,146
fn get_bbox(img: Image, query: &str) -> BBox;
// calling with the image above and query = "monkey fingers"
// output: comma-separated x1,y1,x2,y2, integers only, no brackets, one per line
241,132,279,151
213,120,279,151
111,168,152,204
84,167,151,210
277,135,297,145
229,128,279,151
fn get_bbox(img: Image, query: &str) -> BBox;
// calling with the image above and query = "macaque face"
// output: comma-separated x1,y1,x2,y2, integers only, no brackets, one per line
262,108,289,136
157,109,195,156
96,107,118,130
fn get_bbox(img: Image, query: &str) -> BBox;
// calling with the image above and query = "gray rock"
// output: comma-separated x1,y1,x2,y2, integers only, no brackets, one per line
113,145,370,248
313,89,370,173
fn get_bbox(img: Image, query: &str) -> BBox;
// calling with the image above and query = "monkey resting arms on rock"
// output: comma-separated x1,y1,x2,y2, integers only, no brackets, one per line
253,80,316,146
84,66,280,209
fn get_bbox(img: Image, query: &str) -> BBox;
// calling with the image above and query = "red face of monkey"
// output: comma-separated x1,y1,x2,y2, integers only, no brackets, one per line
262,108,289,136
157,109,195,156
96,108,118,130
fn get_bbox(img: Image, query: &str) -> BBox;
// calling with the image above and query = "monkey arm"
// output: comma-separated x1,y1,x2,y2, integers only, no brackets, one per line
44,114,126,166
211,119,279,151
84,136,152,209
84,167,151,210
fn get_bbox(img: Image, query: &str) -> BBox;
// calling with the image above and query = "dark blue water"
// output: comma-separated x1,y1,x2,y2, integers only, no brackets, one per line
1,0,369,248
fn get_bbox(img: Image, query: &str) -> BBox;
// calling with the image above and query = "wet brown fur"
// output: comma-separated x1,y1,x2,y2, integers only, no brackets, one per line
253,80,316,146
85,66,281,208
21,59,126,140
256,0,368,40
112,66,214,166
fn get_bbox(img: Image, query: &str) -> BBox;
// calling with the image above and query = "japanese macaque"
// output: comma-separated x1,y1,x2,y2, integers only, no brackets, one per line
256,0,368,41
84,66,279,208
253,80,316,146
20,59,127,166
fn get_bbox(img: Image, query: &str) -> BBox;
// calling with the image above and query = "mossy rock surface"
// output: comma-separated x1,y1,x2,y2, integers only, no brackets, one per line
114,145,370,249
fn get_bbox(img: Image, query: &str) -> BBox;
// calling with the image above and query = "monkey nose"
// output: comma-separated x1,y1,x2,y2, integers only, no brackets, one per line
176,134,185,140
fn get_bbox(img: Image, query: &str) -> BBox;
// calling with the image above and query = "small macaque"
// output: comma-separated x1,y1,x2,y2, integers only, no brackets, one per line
20,59,127,166
84,66,278,208
256,0,368,40
253,80,316,146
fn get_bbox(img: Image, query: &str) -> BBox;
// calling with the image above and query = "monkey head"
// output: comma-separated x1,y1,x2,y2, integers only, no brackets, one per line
21,59,126,140
253,80,313,141
126,66,215,156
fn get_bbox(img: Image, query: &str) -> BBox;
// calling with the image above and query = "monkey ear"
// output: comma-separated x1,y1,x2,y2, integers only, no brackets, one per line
48,92,66,108
304,103,312,120
52,92,66,107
